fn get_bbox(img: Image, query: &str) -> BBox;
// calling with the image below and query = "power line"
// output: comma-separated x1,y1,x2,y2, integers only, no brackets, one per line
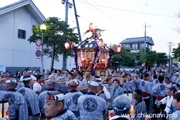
92,0,144,28
77,1,138,39
78,1,178,18
109,0,145,24
78,0,142,33
104,0,144,32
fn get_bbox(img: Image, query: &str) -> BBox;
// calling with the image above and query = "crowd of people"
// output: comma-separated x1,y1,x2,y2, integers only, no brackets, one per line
0,68,180,120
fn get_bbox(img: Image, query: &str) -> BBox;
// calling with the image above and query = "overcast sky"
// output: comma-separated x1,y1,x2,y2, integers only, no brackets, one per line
1,0,180,55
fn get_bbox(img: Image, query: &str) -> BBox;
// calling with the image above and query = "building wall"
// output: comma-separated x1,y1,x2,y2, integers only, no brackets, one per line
0,7,75,73
122,43,152,51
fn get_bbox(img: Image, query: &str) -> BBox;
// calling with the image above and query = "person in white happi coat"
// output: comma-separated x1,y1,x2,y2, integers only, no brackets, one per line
65,72,73,86
133,89,146,120
44,92,77,120
175,73,180,85
94,76,111,100
141,73,150,113
0,79,28,120
27,70,37,81
153,74,159,86
157,85,177,119
33,75,44,96
78,80,108,120
0,73,11,91
18,75,40,120
97,83,107,102
172,72,179,84
54,70,61,80
64,80,83,119
41,81,68,94
164,76,172,86
152,75,167,114
170,92,180,120
38,79,57,120
123,74,135,92
76,71,87,86
174,83,180,93
104,77,115,95
61,69,69,80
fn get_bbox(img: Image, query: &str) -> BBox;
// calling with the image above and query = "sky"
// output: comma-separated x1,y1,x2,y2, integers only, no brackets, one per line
1,0,180,55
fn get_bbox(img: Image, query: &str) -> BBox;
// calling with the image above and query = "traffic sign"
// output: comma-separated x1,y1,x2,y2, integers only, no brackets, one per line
36,39,42,47
35,50,41,57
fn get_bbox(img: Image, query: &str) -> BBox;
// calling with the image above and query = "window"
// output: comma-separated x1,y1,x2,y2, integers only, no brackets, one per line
130,44,132,48
132,44,137,49
138,44,140,49
125,44,130,49
140,44,144,49
18,29,26,39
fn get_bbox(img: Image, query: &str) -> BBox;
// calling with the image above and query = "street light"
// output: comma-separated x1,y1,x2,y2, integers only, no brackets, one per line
40,24,47,74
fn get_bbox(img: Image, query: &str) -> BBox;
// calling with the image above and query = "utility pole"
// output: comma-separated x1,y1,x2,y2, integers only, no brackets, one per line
144,23,151,70
72,0,82,41
61,0,82,70
62,0,72,70
168,42,173,73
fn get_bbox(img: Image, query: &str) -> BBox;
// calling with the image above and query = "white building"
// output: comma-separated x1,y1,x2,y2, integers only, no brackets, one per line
0,0,75,73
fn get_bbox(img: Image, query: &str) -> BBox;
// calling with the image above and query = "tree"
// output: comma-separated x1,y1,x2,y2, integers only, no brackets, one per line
173,43,180,58
156,53,168,67
111,44,135,70
28,17,79,70
136,48,157,70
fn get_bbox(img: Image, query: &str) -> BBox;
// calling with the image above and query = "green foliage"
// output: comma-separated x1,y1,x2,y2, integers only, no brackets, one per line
156,53,168,67
28,17,79,61
136,48,157,65
110,44,135,67
173,43,180,58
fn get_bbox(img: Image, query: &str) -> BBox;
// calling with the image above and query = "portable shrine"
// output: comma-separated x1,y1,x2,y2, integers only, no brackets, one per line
73,23,114,76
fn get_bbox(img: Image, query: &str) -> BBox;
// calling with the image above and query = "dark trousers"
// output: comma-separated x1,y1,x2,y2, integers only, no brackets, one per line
153,96,156,105
144,98,150,113
152,104,166,120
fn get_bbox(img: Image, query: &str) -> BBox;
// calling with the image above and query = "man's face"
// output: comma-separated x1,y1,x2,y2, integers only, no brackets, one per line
146,76,149,80
94,86,98,93
68,74,72,80
27,72,31,76
173,99,179,109
37,71,40,75
108,79,113,85
76,74,80,79
44,100,61,117
133,91,137,99
4,76,10,80
65,71,68,75
136,74,140,78
57,71,60,75
39,77,44,83
156,72,160,76
166,87,172,96
127,75,131,80
113,81,119,88
176,74,179,78
29,80,33,87
45,84,50,90
164,78,168,83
